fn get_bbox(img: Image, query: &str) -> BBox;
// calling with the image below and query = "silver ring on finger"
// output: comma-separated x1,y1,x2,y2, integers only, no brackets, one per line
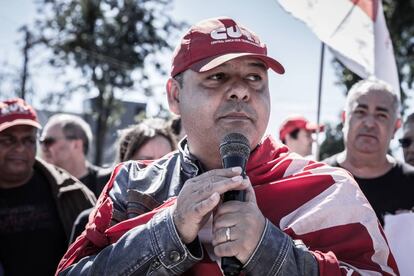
225,227,231,242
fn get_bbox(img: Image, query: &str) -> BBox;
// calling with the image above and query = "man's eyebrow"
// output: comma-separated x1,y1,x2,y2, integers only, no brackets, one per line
248,62,267,70
355,103,369,109
376,106,391,113
356,103,391,113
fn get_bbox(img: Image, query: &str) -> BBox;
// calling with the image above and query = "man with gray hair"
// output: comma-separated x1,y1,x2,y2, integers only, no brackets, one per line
324,78,414,225
40,114,110,197
400,112,414,166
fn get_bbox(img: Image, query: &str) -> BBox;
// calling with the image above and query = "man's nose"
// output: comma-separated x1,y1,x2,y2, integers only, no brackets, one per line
13,140,29,152
227,80,250,102
362,114,376,128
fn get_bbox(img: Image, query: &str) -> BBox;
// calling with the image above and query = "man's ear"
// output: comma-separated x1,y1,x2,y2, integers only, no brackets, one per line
392,118,402,138
341,110,346,124
166,78,181,115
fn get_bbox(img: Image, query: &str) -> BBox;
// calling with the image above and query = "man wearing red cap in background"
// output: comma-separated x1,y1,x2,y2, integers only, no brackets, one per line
279,115,324,157
0,98,96,276
57,17,398,275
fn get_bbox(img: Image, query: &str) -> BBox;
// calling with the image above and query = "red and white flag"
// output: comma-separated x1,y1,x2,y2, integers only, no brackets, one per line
278,0,400,98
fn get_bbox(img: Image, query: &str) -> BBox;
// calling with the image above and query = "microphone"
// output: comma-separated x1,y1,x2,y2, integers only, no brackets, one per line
219,133,250,276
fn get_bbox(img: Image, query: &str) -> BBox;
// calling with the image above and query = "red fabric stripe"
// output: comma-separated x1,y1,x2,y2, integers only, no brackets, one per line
350,0,378,21
285,223,392,274
255,174,335,225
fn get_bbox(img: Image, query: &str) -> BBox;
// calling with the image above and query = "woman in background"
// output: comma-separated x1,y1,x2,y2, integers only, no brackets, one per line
116,118,176,162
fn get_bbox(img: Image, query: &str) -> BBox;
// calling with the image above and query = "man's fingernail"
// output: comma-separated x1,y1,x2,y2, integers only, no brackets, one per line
232,175,243,182
211,192,219,201
231,167,242,173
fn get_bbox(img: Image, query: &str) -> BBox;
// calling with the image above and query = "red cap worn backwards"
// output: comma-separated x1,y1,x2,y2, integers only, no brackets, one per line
170,17,285,77
279,116,324,141
0,98,41,133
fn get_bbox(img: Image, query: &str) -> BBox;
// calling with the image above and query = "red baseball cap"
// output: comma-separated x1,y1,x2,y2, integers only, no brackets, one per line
170,17,285,77
0,98,41,132
279,116,324,141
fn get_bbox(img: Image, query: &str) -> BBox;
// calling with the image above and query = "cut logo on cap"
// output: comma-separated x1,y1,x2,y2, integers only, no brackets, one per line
210,25,260,46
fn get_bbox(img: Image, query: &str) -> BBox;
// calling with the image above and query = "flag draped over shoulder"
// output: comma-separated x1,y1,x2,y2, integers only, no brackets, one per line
278,0,400,98
56,136,398,275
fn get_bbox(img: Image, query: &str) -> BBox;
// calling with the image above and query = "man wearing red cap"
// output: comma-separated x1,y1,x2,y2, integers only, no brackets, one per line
279,115,324,157
0,98,96,276
57,17,398,275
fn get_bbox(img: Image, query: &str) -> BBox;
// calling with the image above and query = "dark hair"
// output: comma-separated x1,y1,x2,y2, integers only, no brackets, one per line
116,118,176,162
281,128,300,144
169,116,182,136
173,72,184,88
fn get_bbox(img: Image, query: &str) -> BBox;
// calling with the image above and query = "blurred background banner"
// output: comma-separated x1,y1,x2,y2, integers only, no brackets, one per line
278,0,400,98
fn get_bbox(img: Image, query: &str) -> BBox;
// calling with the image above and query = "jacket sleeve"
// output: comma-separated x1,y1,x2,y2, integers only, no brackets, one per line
59,207,203,275
59,162,203,275
243,220,319,276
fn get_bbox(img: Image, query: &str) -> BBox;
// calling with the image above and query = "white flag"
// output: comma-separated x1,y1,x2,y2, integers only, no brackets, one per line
278,0,400,98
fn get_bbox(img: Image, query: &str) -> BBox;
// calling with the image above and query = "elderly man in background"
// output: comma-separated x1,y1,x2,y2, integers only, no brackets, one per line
40,114,111,197
324,79,414,225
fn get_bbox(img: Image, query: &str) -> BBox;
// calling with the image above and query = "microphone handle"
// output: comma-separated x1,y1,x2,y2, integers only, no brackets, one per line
221,155,247,275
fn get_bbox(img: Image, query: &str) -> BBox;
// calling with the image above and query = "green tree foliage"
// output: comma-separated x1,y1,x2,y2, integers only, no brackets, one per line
320,1,414,160
32,0,185,164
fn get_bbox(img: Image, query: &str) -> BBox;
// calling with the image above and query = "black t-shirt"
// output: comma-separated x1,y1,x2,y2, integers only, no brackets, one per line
0,170,67,276
79,164,111,198
324,155,414,225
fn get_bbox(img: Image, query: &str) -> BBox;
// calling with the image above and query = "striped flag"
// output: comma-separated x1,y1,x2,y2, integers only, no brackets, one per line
278,0,400,98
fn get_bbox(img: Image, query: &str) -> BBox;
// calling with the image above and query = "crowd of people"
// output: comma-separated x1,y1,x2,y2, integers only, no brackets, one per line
1,16,413,276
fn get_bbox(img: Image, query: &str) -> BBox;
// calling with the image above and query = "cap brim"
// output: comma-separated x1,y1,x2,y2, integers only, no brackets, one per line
0,119,41,133
190,53,285,74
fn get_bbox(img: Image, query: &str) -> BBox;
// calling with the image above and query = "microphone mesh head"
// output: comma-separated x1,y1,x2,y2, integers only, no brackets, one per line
219,133,250,159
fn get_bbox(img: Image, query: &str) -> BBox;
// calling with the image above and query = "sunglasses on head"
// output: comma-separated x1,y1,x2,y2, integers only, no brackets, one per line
399,137,413,148
39,136,77,147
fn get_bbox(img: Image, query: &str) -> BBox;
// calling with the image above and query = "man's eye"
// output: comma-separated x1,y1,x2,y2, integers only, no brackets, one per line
246,75,262,81
24,137,37,146
0,137,14,146
208,73,225,81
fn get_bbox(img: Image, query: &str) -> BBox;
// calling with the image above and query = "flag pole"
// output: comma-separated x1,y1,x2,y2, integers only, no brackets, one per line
315,42,325,161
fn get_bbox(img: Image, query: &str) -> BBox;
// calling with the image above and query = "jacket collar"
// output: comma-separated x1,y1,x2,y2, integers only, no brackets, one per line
177,138,206,179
